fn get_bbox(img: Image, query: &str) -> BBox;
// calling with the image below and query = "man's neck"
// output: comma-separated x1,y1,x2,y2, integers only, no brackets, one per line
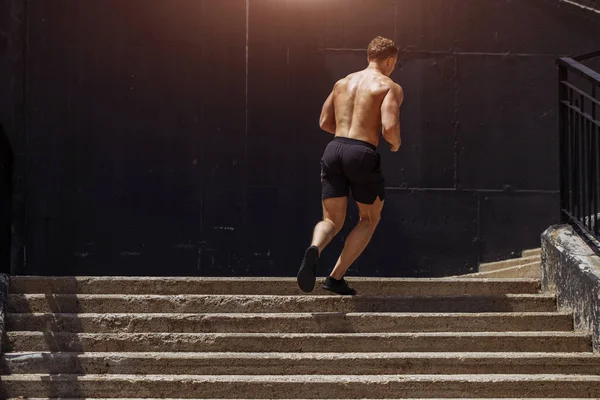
366,61,385,75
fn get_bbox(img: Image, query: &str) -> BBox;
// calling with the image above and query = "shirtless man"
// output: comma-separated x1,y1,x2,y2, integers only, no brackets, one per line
297,36,403,296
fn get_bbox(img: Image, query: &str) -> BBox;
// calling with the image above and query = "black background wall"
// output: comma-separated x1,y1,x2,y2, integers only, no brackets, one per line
0,0,23,275
1,0,599,277
0,124,12,274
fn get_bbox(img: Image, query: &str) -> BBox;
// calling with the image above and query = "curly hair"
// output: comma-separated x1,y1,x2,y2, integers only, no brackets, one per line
367,36,399,61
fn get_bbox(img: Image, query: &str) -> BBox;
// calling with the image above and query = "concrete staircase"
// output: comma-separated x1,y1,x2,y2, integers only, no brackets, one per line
461,248,543,279
2,271,600,398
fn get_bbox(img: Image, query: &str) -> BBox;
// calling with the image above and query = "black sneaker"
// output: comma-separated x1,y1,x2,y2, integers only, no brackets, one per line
297,245,319,292
322,276,357,296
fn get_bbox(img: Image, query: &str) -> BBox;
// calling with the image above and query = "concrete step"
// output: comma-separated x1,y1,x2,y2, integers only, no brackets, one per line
464,262,541,279
6,312,574,333
6,294,557,314
479,255,541,272
8,276,541,295
5,331,591,353
479,261,541,276
523,248,542,257
3,374,600,398
4,352,600,375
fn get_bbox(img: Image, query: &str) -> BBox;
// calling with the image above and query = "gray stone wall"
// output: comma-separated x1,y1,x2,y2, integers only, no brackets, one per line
542,225,600,350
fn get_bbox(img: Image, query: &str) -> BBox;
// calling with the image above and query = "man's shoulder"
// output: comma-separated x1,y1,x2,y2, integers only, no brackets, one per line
382,80,402,98
381,77,401,90
373,78,401,98
336,72,359,84
333,75,351,90
370,74,397,89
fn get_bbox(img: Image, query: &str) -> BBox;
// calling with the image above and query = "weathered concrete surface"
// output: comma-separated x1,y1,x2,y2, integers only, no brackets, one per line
463,262,541,279
4,374,600,398
4,352,600,375
5,312,574,333
6,293,557,314
8,276,541,295
541,225,600,351
0,273,7,355
523,248,542,258
5,332,591,353
2,273,593,399
479,256,541,272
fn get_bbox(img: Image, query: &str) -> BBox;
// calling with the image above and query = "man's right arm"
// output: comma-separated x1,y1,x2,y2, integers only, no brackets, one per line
380,84,404,152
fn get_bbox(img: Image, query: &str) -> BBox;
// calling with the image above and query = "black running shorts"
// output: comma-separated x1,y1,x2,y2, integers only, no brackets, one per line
320,137,385,205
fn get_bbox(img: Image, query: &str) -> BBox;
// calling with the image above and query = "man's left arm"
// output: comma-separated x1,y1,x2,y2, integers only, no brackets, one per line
319,89,336,134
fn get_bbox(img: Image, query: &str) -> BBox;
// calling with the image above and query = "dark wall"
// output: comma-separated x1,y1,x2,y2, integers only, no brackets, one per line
0,0,25,274
2,0,600,277
0,124,12,273
567,0,600,12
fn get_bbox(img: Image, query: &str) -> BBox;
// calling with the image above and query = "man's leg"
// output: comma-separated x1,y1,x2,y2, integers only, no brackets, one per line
324,197,384,294
311,197,348,253
297,197,347,292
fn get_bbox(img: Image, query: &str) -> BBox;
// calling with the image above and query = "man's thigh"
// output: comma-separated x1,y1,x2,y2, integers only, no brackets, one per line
356,196,384,221
322,197,348,227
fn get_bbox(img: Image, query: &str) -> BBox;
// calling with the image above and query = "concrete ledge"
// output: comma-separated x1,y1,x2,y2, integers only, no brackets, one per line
5,312,574,333
541,224,600,350
8,277,541,296
5,331,592,353
523,248,542,257
4,398,597,400
479,256,541,272
4,351,600,375
4,398,598,400
6,293,557,314
4,374,600,398
464,262,541,279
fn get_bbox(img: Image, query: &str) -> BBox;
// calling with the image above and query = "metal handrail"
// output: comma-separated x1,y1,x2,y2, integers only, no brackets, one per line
557,52,600,254
557,57,600,84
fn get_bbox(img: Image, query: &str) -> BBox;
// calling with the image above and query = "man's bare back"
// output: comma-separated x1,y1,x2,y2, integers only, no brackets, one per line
331,70,403,150
297,36,403,296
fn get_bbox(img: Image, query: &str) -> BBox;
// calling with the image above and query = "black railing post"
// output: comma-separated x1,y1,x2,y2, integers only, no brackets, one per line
593,85,599,237
559,63,568,224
